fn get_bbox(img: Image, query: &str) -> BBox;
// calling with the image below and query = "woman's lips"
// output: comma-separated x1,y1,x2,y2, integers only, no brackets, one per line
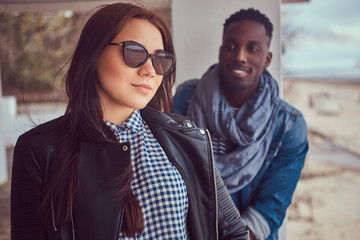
131,83,152,94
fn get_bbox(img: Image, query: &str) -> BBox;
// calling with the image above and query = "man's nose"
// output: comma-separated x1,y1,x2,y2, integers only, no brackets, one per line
234,48,247,63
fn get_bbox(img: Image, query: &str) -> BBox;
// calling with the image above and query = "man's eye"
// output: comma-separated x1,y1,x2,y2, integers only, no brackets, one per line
249,46,260,52
224,43,236,51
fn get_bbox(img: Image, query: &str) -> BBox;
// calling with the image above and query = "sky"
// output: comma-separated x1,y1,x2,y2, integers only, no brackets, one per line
281,0,360,79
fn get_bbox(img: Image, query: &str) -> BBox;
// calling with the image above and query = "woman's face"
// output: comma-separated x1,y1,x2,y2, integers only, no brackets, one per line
96,18,164,124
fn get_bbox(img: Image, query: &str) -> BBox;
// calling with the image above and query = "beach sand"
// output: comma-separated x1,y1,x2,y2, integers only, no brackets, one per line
287,156,360,240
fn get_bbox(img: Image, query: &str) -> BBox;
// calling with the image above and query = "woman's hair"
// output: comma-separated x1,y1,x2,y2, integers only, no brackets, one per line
39,3,175,237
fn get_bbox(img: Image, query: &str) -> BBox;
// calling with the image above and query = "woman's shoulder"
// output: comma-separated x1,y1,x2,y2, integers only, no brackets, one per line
17,115,66,148
23,116,65,136
141,106,194,127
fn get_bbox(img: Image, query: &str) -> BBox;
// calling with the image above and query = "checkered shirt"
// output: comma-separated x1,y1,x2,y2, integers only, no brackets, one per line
105,110,189,240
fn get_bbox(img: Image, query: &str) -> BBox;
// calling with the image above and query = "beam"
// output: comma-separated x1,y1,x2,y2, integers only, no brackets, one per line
0,0,170,12
282,0,309,3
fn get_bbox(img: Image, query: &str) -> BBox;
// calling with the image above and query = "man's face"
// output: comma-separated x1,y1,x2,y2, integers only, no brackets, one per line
219,20,272,94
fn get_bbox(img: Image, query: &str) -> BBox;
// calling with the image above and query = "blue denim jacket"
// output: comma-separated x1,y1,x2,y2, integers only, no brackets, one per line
172,79,309,240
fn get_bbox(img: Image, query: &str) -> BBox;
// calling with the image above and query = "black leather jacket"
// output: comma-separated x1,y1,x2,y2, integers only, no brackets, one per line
11,107,249,240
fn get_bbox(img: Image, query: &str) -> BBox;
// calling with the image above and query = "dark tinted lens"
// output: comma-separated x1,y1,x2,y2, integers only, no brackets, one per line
153,52,174,75
123,43,148,67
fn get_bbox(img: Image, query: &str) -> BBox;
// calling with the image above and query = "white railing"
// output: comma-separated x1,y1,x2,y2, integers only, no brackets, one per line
0,96,66,185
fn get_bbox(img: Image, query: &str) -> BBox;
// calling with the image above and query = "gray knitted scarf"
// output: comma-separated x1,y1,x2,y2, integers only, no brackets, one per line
187,64,280,193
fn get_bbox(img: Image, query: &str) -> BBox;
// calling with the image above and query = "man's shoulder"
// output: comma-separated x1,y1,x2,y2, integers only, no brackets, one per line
177,78,200,88
277,99,304,119
172,79,200,115
274,99,308,141
175,78,200,98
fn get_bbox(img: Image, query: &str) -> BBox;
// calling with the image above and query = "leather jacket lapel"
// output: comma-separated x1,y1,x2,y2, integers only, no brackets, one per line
73,139,130,240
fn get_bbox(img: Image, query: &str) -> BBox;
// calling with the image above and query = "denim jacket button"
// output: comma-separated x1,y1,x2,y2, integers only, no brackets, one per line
199,129,206,135
186,122,192,128
122,145,128,151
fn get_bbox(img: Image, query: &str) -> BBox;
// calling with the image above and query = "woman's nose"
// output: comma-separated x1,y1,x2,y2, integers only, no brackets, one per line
138,58,156,78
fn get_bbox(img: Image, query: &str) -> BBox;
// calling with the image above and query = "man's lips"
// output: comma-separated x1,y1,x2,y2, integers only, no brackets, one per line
231,65,251,72
230,66,251,77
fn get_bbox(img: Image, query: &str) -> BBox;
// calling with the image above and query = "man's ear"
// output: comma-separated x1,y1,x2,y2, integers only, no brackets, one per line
218,45,223,62
265,51,272,68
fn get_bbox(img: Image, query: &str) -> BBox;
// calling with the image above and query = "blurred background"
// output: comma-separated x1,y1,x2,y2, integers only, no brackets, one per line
0,0,359,239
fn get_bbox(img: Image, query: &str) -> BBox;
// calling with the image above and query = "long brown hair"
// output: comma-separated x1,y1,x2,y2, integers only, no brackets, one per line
39,3,176,237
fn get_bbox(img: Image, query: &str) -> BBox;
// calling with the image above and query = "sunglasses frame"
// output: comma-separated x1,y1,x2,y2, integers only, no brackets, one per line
108,41,175,75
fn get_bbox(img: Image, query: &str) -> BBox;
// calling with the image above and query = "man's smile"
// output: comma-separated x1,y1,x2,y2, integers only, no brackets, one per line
230,65,251,77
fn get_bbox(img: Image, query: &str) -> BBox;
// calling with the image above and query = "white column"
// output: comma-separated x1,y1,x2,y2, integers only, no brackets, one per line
0,58,8,185
2,96,17,146
0,107,8,185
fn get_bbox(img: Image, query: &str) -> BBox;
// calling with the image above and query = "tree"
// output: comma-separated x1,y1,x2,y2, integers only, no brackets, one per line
281,7,302,56
0,11,84,101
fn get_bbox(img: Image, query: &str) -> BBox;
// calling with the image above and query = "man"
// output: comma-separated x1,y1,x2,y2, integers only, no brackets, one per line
172,8,308,240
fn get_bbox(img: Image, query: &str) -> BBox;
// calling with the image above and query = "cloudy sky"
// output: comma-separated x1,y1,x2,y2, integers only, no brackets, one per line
281,0,360,79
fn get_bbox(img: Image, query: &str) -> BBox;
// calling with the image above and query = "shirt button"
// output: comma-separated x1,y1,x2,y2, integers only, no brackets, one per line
199,129,206,135
122,145,128,151
186,122,192,128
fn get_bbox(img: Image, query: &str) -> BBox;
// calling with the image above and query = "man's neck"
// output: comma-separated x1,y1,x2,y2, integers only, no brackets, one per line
221,85,258,109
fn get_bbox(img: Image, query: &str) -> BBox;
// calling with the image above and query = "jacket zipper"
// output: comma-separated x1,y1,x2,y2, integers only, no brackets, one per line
51,198,76,240
71,211,75,240
205,129,219,240
168,127,219,240
51,198,57,232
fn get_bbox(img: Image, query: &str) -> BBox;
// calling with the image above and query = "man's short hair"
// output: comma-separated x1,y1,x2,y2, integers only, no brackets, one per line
223,8,273,41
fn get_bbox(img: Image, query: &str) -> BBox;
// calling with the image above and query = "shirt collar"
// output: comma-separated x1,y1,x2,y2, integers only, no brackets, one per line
104,109,144,135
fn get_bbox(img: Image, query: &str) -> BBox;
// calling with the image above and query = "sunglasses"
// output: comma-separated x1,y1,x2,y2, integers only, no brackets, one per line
108,41,175,75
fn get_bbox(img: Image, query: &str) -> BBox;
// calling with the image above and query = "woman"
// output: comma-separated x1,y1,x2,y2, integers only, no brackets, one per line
11,3,249,240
